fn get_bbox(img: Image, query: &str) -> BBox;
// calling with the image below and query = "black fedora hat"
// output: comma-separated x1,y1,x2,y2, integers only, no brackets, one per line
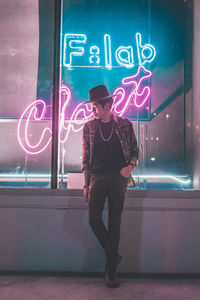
84,85,114,104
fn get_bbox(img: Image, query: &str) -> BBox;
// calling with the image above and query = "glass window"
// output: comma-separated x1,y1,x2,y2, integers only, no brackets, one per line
0,0,55,187
59,0,193,190
0,0,194,190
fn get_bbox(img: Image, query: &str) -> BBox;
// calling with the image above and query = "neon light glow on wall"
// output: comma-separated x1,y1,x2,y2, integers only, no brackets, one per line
63,33,156,68
18,66,153,154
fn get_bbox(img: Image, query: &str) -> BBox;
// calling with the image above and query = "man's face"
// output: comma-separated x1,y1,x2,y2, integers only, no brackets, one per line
91,102,106,119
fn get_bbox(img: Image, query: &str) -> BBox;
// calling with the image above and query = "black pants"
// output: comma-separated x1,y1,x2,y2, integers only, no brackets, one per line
88,172,128,261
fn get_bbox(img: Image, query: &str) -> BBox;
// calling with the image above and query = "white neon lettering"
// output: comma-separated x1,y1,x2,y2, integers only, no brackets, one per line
89,46,100,65
115,46,134,68
136,33,156,65
63,33,156,68
63,34,86,67
104,34,112,69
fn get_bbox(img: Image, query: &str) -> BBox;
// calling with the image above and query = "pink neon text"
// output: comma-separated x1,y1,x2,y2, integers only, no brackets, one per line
18,66,152,154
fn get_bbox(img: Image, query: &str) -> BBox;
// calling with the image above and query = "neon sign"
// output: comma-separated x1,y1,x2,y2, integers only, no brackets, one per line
18,66,152,154
112,66,151,116
64,33,156,68
64,34,87,67
17,100,52,155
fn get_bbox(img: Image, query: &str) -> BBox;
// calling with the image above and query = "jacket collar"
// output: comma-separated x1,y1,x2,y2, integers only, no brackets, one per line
113,114,120,124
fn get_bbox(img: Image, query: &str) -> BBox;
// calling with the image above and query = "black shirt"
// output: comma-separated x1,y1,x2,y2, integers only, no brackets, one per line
91,119,127,174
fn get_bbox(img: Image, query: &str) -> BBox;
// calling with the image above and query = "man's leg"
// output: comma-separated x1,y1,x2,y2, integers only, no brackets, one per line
106,173,127,269
88,174,109,255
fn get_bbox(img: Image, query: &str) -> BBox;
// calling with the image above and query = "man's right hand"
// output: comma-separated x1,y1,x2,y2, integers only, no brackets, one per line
83,186,89,201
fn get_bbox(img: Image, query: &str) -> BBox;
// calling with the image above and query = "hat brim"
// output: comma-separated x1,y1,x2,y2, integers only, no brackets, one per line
83,95,114,104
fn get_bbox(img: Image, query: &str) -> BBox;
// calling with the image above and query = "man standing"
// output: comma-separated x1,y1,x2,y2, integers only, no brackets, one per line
82,85,139,288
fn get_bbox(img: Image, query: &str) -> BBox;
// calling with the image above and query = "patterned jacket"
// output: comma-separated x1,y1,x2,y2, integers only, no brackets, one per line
82,114,139,186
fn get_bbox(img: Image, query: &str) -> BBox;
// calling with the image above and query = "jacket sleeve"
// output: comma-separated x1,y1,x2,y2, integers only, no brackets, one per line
129,121,139,164
81,122,90,171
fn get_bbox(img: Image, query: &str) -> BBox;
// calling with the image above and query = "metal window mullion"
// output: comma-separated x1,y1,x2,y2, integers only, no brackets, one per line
51,0,62,189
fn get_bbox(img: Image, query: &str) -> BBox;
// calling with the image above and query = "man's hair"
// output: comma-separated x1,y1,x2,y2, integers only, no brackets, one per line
99,98,113,109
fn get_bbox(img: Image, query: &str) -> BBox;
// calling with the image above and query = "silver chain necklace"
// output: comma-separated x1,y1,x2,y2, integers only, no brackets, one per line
98,120,114,142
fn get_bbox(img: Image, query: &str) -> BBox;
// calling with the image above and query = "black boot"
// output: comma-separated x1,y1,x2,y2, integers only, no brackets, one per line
105,254,122,288
105,271,119,288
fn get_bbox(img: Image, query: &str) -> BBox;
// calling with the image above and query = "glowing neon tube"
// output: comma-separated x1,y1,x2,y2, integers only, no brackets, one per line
133,175,191,185
17,100,52,155
18,67,152,154
0,173,191,185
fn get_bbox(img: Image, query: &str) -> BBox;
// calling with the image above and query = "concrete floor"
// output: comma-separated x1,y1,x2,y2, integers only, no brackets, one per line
0,273,200,300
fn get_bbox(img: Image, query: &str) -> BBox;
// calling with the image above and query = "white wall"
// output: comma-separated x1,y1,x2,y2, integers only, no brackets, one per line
0,189,200,273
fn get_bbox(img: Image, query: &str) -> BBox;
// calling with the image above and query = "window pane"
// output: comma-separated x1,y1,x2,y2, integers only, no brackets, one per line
59,0,192,190
0,0,55,187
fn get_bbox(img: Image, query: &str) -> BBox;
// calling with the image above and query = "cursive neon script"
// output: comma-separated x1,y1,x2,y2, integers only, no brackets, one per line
17,66,152,154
